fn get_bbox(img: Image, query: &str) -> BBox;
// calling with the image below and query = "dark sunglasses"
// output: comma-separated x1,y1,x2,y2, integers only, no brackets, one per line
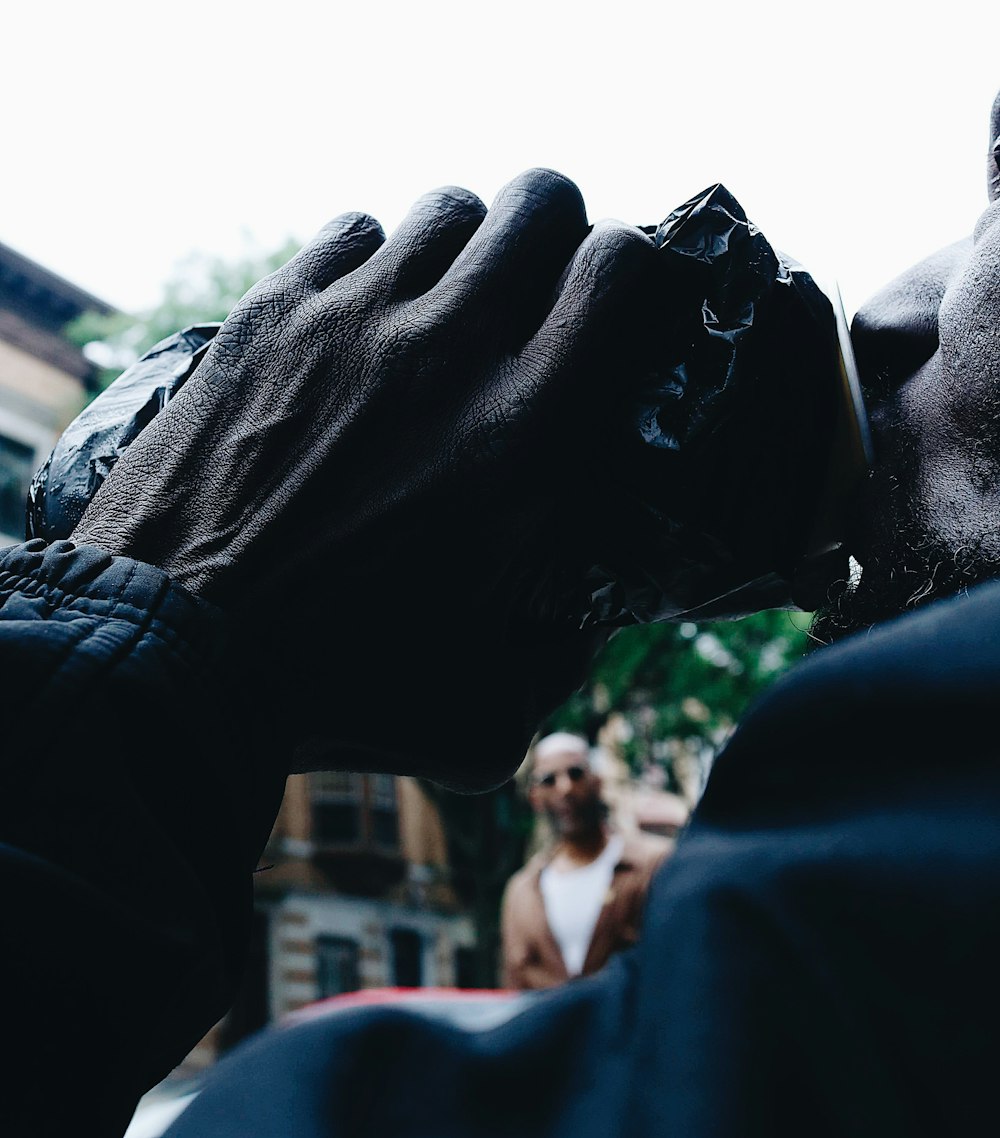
534,765,587,789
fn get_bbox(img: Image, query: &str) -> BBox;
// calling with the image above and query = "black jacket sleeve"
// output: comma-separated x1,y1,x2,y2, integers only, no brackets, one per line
0,539,285,1138
166,577,1000,1138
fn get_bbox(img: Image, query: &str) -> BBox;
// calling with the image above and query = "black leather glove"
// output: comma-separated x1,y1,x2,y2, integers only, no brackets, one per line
66,170,656,788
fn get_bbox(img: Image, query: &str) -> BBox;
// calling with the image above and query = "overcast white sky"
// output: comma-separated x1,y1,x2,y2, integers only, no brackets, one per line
2,1,997,319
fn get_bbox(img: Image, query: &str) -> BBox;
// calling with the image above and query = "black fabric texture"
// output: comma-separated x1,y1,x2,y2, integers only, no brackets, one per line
164,577,1000,1137
0,540,284,1138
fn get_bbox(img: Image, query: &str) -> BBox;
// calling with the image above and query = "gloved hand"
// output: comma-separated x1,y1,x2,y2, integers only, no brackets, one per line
69,169,657,788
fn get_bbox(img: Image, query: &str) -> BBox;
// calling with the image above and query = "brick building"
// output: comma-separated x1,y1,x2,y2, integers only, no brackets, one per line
212,773,476,1058
0,240,112,542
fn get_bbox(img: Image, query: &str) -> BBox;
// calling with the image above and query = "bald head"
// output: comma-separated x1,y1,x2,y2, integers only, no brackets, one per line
534,732,589,766
529,733,604,841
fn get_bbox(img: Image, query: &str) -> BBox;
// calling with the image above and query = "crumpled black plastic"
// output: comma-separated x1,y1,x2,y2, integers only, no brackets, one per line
26,185,851,625
562,183,850,626
27,325,218,543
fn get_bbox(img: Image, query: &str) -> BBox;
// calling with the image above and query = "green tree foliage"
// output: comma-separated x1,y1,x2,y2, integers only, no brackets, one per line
543,610,813,790
66,239,300,390
426,610,812,985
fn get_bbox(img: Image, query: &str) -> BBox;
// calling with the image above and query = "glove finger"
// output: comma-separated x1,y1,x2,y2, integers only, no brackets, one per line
281,211,386,291
425,168,589,349
536,218,654,360
358,186,487,298
502,220,656,423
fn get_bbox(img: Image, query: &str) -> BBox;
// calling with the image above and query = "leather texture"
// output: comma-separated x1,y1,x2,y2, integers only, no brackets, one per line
71,171,658,786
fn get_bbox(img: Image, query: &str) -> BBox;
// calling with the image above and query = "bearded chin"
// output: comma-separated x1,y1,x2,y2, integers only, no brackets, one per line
811,522,999,644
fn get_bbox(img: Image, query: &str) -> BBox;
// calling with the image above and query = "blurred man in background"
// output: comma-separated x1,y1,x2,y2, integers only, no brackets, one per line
501,733,670,989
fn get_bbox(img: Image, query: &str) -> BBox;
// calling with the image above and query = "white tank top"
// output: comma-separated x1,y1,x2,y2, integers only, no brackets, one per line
539,834,624,976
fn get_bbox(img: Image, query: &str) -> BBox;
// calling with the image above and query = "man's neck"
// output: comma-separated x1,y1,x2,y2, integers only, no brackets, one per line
552,826,610,870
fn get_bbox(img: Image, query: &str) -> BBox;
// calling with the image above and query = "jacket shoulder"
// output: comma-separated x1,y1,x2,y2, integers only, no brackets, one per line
620,832,674,874
503,850,547,904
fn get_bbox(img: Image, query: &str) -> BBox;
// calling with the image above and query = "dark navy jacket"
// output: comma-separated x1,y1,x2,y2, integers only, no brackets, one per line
3,538,999,1136
0,539,283,1138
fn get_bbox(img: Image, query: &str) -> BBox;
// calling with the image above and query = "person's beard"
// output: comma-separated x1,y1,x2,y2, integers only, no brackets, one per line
811,543,985,643
548,795,606,840
811,462,1000,644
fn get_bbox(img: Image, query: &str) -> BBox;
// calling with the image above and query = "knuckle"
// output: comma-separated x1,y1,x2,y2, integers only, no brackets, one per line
325,210,384,242
288,214,386,277
420,185,487,224
306,213,385,269
589,220,655,262
241,263,298,309
240,277,293,319
569,224,655,294
212,277,303,364
499,168,585,219
376,309,432,370
520,166,581,199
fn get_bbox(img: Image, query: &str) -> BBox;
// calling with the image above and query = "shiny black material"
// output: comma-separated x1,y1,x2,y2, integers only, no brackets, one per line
572,184,849,625
27,187,849,625
26,325,218,542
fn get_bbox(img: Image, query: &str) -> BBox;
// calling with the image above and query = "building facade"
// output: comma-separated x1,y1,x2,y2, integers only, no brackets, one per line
0,241,112,543
207,772,476,1062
